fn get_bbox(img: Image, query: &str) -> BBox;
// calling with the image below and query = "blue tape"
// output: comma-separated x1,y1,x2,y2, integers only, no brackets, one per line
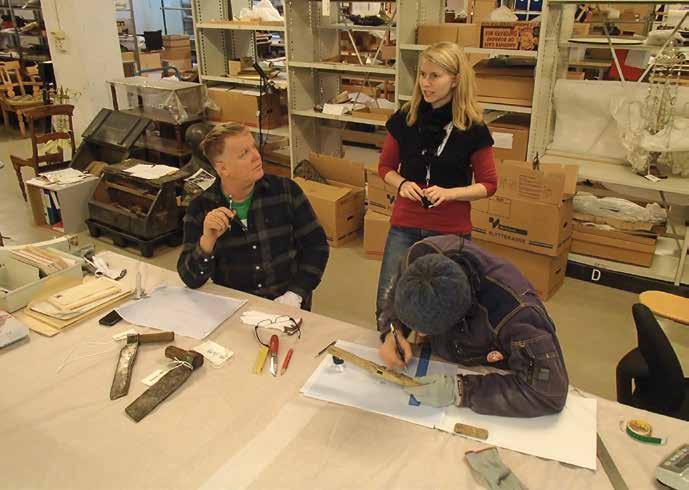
409,343,432,406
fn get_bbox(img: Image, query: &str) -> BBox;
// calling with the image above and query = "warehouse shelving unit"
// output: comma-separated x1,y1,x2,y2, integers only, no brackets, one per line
0,0,50,67
193,0,290,150
396,31,547,126
530,0,689,291
283,0,445,165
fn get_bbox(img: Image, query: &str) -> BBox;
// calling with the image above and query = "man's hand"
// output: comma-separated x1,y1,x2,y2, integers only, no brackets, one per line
200,207,235,254
379,330,413,370
404,374,458,407
274,291,303,308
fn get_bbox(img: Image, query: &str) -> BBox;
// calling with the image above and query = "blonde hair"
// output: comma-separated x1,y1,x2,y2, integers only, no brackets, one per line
404,42,483,130
200,122,249,164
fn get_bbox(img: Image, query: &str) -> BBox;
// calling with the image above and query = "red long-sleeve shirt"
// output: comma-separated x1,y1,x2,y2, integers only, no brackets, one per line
379,132,497,235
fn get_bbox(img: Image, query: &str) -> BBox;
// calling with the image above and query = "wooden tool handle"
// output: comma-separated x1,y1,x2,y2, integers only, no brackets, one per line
326,345,421,388
269,334,279,355
454,422,489,440
139,331,174,343
165,346,204,369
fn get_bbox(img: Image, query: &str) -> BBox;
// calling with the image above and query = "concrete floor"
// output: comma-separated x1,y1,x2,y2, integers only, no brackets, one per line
2,130,688,403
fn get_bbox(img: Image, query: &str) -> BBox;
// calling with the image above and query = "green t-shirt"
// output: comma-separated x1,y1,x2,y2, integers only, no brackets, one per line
224,191,253,227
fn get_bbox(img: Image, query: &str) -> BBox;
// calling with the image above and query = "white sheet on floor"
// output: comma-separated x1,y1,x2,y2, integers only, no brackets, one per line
301,340,597,470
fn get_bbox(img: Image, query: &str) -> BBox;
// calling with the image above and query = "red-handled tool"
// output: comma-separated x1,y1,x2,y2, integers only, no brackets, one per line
269,334,279,377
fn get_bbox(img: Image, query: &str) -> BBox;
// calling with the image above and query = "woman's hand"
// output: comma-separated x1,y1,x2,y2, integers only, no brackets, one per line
399,180,425,203
424,186,456,207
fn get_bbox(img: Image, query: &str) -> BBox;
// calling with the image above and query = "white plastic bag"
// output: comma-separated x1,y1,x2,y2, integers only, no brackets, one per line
573,192,667,224
487,6,518,22
238,0,283,22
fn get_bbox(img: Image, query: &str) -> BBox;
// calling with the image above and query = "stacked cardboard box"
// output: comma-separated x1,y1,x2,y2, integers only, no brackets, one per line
207,87,282,129
487,114,529,164
480,21,539,51
293,153,366,247
364,166,395,259
474,61,535,107
161,35,192,71
417,23,481,48
471,160,578,299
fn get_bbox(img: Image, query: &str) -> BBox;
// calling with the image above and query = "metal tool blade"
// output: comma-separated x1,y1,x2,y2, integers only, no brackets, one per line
110,335,139,400
125,365,192,422
124,346,203,422
270,356,277,377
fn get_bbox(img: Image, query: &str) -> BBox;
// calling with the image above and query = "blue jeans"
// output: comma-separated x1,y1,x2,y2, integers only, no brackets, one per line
375,226,470,324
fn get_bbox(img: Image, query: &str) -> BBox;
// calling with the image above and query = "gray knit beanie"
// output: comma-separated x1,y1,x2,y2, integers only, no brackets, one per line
394,254,472,335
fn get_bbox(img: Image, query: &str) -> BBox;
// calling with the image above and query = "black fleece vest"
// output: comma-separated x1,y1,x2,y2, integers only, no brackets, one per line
386,103,494,189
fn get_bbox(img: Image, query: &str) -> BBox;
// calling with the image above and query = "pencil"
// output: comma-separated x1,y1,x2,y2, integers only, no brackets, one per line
280,348,294,375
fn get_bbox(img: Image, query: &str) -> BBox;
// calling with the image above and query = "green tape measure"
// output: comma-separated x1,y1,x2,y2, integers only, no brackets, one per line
626,419,667,445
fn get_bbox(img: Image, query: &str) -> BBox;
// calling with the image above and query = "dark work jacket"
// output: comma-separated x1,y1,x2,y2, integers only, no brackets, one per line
379,235,569,418
386,105,494,189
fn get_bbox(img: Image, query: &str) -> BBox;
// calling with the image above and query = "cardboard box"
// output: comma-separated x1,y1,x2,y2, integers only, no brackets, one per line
293,153,366,246
572,223,657,267
351,107,394,123
471,160,578,256
480,21,539,51
474,61,534,106
471,0,496,24
366,167,396,216
207,87,282,129
380,44,396,62
163,34,190,48
364,210,392,259
139,51,162,70
417,23,480,48
487,114,529,163
162,47,191,59
474,239,569,300
228,57,253,76
162,58,192,71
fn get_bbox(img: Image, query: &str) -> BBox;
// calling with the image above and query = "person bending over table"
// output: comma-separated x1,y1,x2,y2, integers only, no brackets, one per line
375,41,497,330
378,235,569,417
177,122,329,310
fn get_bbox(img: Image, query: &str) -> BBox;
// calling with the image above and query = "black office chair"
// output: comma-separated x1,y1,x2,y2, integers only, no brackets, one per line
616,303,689,421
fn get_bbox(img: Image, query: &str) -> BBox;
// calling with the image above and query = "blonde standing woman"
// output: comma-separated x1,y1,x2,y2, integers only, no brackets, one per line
375,42,498,343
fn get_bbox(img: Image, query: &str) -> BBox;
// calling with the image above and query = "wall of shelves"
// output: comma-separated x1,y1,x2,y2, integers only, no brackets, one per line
531,2,689,288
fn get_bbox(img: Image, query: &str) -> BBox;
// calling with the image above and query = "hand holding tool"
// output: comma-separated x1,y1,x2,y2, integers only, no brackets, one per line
390,324,406,367
269,334,279,377
110,331,175,400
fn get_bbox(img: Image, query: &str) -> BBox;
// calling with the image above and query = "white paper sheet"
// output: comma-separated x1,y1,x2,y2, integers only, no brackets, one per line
301,341,597,470
301,340,458,429
116,286,246,339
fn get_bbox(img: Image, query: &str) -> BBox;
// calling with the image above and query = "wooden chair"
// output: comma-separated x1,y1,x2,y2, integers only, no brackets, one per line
10,104,76,201
0,61,43,135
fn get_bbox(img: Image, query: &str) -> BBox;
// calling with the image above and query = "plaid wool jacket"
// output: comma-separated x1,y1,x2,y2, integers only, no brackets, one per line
177,175,329,301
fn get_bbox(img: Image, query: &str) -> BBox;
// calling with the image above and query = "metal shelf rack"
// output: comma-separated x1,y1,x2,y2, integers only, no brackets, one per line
529,1,689,288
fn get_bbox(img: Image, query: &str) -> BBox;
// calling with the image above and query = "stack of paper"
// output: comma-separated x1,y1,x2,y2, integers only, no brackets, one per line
24,278,132,333
10,247,74,275
40,168,88,185
123,164,179,180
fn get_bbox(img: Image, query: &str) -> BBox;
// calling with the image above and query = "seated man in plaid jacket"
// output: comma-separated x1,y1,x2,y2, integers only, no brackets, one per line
177,122,329,310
